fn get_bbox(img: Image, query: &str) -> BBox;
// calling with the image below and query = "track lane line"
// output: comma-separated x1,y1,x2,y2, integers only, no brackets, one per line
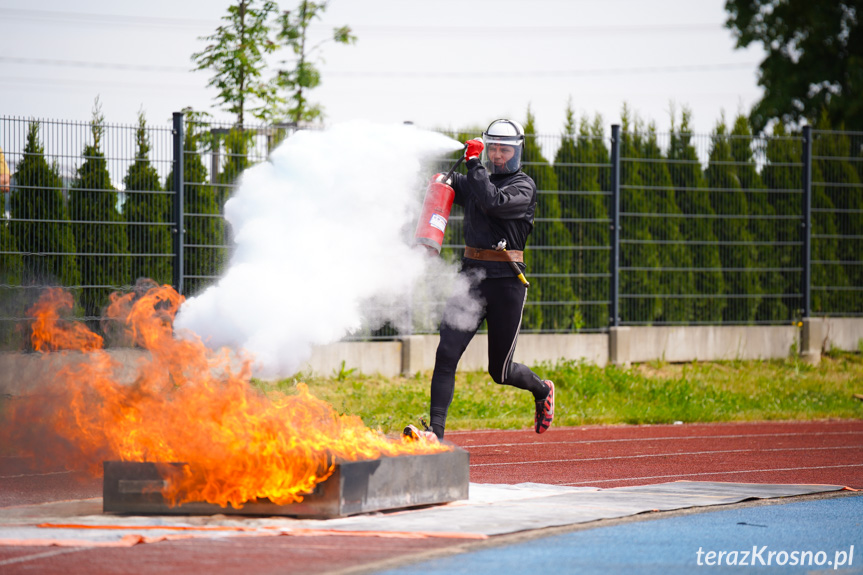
471,445,863,466
458,430,863,449
0,547,90,567
559,463,863,486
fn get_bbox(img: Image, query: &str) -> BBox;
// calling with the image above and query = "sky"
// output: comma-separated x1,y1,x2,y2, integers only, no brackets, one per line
0,0,766,139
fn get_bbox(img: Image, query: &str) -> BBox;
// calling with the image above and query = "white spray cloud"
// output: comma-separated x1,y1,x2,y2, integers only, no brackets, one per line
174,120,471,378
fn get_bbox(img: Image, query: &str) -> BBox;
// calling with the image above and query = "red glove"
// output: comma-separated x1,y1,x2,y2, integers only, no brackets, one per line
465,139,484,162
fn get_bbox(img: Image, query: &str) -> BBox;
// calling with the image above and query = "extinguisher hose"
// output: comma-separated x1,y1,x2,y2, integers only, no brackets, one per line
442,144,468,183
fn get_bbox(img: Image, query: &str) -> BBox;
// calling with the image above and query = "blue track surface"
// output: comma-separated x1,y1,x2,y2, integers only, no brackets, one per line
374,495,863,574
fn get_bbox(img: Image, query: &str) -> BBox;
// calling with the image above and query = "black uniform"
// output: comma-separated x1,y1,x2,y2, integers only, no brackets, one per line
428,157,548,440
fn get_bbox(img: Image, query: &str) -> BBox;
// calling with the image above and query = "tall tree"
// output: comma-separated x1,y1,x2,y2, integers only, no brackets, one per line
0,204,23,348
10,121,80,287
218,127,253,202
165,113,225,296
192,0,280,125
618,105,660,325
522,107,576,331
725,0,863,132
812,110,863,313
668,108,725,323
554,105,609,330
123,110,171,286
638,122,693,323
705,116,760,323
68,98,130,322
274,1,356,124
730,113,787,321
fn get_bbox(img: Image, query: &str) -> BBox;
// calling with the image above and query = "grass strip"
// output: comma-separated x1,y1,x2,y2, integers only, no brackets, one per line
261,351,863,435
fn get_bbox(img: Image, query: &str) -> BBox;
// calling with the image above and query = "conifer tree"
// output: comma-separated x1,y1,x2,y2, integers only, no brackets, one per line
668,108,725,322
809,157,848,314
218,127,252,205
68,99,129,322
165,115,225,296
10,121,80,287
705,117,760,323
638,122,693,323
731,114,787,321
522,107,576,331
762,121,806,316
618,106,660,324
811,110,861,313
0,212,23,347
554,106,609,330
123,110,171,286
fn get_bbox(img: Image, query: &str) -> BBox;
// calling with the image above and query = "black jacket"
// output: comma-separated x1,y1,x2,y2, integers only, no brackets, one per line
450,157,537,278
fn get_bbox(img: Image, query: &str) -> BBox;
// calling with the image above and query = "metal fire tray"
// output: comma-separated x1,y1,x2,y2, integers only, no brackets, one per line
103,448,469,518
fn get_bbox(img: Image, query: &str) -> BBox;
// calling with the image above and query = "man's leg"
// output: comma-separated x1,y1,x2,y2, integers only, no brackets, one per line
428,275,485,439
484,277,549,398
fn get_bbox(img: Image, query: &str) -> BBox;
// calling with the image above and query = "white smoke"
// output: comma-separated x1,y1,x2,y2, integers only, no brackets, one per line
174,120,474,378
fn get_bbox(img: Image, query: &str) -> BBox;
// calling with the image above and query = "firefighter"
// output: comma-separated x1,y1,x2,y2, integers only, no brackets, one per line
407,119,555,442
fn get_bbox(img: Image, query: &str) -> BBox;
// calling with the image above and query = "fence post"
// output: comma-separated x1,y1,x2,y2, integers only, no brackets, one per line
801,125,812,319
798,125,824,364
172,112,185,296
608,124,631,366
609,124,621,328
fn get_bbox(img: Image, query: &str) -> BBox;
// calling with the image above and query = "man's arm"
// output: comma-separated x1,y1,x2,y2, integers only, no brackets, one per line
462,158,534,218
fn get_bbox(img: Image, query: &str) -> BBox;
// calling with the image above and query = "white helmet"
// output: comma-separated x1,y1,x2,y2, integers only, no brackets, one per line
481,119,525,175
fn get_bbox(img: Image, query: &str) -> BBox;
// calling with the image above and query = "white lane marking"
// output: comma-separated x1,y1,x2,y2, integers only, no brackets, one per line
459,430,863,449
558,463,863,485
0,470,74,480
471,445,863,466
0,547,90,567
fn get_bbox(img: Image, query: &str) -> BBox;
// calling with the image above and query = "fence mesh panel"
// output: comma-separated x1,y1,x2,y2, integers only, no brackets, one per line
1,115,861,350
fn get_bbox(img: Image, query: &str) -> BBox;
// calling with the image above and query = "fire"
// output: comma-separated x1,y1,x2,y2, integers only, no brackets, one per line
2,283,447,508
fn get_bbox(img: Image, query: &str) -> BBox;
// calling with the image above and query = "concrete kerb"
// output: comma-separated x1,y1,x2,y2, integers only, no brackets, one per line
1,320,861,389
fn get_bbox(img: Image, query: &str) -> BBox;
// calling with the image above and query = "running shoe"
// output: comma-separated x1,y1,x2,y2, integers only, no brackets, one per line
535,380,555,434
403,420,438,443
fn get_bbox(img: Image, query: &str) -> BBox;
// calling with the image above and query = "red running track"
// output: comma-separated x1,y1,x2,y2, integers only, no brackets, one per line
1,420,861,575
448,419,863,489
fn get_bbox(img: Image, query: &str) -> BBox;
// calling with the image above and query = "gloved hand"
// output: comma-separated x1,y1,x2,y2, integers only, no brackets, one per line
465,138,484,162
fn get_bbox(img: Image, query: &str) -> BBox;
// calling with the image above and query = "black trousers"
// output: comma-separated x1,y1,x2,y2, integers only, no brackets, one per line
429,274,546,438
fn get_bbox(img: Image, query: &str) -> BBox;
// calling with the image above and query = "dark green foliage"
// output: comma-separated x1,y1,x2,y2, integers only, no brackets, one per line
553,108,609,330
725,0,863,132
68,104,129,321
522,107,577,331
731,114,788,321
762,121,805,316
123,111,171,286
217,127,252,206
618,106,660,324
668,109,725,322
637,123,693,323
706,118,760,323
0,213,23,347
10,121,80,287
811,111,862,313
165,119,225,296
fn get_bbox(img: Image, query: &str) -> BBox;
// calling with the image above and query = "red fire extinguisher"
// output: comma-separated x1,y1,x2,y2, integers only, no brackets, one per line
414,147,466,254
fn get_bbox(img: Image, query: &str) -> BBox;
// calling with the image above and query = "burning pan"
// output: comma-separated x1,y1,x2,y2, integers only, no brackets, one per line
103,448,469,518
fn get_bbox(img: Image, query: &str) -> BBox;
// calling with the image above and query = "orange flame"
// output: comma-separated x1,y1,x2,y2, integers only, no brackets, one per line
2,284,447,508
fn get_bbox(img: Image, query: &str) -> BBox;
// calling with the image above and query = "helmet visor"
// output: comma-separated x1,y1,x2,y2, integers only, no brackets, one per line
481,138,523,175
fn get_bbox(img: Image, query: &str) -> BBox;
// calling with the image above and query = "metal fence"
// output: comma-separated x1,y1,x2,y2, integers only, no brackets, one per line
1,113,861,348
